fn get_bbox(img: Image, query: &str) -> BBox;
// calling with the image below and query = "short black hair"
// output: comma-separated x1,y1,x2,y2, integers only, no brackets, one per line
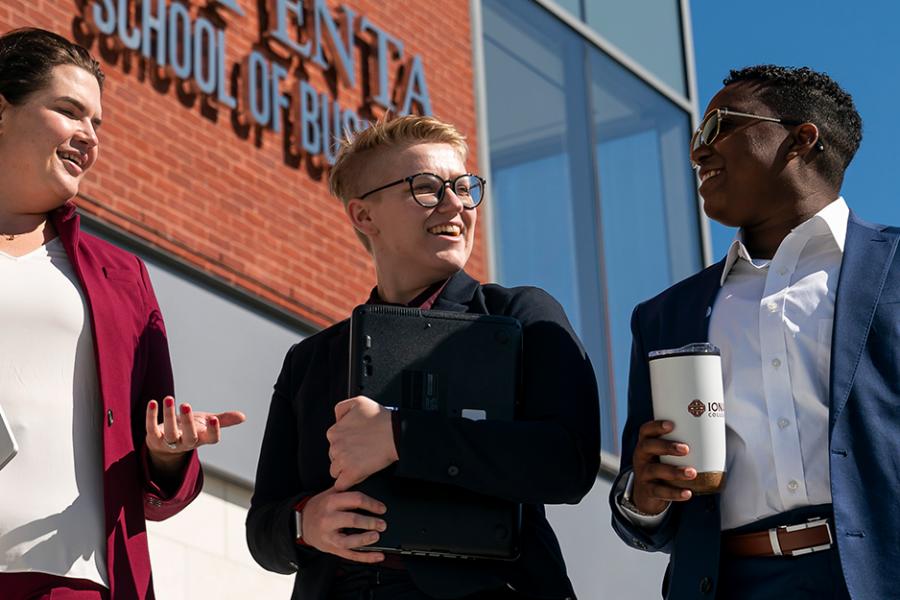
0,28,104,105
723,65,862,188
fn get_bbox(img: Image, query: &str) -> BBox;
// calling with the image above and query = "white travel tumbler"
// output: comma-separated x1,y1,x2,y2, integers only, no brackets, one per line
648,343,726,494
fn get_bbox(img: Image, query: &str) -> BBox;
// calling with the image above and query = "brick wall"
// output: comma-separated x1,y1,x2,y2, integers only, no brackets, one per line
1,0,486,327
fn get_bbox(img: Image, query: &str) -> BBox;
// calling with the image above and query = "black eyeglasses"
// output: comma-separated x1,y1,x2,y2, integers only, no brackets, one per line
359,172,486,209
691,108,823,152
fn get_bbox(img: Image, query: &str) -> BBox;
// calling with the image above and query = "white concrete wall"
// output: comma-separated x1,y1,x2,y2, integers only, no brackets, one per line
547,476,669,599
146,474,293,599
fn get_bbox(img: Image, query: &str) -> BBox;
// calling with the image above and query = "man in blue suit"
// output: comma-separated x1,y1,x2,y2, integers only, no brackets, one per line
609,65,900,599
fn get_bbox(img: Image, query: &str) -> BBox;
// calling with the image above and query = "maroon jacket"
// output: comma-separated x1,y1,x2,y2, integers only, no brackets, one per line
49,203,203,600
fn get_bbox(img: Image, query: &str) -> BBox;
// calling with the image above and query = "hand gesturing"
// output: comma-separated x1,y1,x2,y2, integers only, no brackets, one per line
145,396,246,472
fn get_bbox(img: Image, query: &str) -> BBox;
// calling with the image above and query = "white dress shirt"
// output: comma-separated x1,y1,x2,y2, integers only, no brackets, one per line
619,197,847,531
0,238,108,587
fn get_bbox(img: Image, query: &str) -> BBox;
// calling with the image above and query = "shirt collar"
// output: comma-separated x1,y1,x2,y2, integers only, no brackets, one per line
809,195,849,253
720,196,849,287
367,278,450,310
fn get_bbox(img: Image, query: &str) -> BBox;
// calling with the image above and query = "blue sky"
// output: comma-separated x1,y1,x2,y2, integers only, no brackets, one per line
690,1,900,258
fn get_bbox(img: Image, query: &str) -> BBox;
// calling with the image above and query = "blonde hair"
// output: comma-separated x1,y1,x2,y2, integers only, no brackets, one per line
329,115,469,251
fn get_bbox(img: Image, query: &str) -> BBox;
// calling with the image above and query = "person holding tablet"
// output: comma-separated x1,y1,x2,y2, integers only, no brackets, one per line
247,115,600,599
0,28,244,600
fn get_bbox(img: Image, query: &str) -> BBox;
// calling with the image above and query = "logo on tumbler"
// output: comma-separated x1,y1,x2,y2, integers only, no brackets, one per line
688,399,706,417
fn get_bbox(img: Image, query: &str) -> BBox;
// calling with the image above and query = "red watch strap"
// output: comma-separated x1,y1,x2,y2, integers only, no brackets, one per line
294,496,312,546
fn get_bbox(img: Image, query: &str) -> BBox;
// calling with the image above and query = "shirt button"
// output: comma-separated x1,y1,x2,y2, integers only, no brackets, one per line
447,465,460,477
778,418,791,429
788,480,799,492
771,358,781,368
778,267,788,276
107,409,114,426
767,302,778,313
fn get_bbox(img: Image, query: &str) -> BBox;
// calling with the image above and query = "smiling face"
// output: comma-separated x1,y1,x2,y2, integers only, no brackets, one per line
691,82,795,229
0,64,102,215
349,142,477,287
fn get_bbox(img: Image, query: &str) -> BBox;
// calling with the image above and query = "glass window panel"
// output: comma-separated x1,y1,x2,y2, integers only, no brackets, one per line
493,155,582,330
584,0,687,95
589,47,702,442
483,0,615,451
548,0,582,18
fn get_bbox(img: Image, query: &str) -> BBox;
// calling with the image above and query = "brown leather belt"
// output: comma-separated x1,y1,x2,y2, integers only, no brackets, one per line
722,517,833,557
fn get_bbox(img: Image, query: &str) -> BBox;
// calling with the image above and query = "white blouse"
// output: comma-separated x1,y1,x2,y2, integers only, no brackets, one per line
0,237,108,588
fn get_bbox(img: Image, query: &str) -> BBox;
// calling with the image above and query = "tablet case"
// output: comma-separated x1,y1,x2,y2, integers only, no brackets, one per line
347,304,523,560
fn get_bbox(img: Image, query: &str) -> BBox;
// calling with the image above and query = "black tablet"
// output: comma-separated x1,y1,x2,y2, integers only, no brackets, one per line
347,305,523,560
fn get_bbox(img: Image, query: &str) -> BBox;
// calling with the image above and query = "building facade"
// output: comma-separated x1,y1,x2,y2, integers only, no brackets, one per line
1,0,706,597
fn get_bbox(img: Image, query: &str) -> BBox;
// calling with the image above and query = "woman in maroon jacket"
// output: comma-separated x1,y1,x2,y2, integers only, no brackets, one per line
0,28,244,599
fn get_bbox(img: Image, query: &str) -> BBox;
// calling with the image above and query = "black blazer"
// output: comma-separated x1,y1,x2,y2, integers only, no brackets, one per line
247,270,600,599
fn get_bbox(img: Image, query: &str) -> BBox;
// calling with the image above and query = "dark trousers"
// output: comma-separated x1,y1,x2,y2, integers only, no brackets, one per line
0,572,109,600
716,505,851,600
330,565,539,600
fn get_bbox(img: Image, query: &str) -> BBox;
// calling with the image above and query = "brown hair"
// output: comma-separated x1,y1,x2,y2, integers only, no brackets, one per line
329,115,469,251
0,28,104,105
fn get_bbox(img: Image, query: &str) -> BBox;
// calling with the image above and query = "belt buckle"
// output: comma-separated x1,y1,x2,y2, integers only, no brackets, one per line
769,517,833,556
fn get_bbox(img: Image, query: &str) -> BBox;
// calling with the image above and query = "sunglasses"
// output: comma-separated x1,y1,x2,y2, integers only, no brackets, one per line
691,108,813,152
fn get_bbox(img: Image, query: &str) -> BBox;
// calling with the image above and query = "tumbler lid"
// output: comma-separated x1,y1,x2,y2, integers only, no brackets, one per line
648,342,721,360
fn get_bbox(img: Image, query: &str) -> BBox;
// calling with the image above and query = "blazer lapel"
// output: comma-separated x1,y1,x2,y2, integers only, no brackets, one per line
430,270,480,313
698,261,727,342
830,214,900,431
327,323,351,405
667,259,726,346
52,208,113,420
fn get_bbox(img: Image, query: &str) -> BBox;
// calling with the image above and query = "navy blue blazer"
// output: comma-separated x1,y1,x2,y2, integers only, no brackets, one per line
248,270,600,599
609,212,900,599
